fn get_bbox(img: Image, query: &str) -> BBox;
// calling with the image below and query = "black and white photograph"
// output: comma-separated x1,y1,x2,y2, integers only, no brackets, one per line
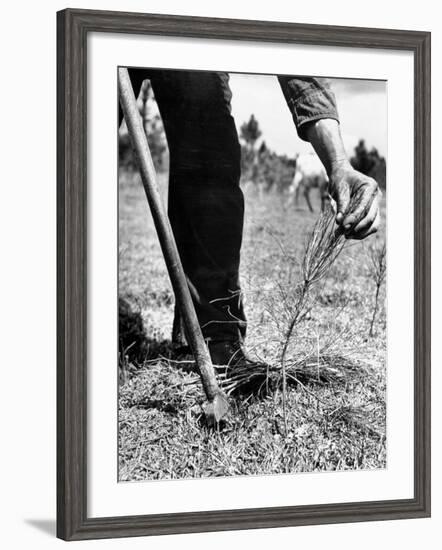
0,1,435,546
118,68,387,482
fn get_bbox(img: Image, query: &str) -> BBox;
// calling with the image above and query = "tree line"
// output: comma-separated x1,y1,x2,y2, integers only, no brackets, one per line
119,100,386,192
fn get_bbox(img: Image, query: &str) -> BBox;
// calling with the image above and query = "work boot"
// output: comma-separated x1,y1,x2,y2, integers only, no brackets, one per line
208,340,271,396
208,340,267,369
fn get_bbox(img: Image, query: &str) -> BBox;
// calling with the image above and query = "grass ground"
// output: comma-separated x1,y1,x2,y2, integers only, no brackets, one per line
118,168,387,481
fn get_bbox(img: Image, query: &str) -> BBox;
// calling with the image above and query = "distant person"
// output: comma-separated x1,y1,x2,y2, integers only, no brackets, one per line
119,69,380,368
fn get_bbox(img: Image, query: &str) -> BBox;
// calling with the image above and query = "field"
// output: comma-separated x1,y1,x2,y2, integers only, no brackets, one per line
118,168,387,481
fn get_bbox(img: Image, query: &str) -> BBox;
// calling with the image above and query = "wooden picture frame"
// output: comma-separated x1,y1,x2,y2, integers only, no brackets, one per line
57,7,431,541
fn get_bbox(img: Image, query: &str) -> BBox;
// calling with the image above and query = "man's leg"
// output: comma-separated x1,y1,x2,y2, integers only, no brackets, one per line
146,70,248,361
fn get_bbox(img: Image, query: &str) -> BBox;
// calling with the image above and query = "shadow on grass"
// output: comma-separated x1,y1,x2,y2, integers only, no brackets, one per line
119,297,177,364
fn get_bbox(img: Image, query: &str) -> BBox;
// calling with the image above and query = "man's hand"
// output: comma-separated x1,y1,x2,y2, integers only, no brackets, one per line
329,160,381,240
304,118,381,240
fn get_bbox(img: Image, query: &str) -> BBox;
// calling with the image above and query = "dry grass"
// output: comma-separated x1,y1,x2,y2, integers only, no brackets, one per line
118,169,387,481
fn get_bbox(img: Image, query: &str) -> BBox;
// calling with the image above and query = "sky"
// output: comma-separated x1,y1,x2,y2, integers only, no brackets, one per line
228,73,387,159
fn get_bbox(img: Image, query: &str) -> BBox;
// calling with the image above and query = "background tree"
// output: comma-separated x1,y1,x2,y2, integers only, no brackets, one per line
119,80,168,172
240,114,262,150
239,115,295,191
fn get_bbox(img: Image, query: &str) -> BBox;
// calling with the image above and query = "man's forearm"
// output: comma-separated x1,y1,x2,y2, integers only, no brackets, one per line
304,118,350,176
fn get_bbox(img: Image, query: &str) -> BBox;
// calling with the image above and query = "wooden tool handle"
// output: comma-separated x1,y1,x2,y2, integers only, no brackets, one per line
118,68,228,421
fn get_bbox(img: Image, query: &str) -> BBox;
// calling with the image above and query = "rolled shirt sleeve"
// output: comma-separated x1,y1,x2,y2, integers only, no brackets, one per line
277,76,340,141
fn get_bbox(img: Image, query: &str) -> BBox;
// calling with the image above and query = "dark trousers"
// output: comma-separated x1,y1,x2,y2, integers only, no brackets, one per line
121,69,246,343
